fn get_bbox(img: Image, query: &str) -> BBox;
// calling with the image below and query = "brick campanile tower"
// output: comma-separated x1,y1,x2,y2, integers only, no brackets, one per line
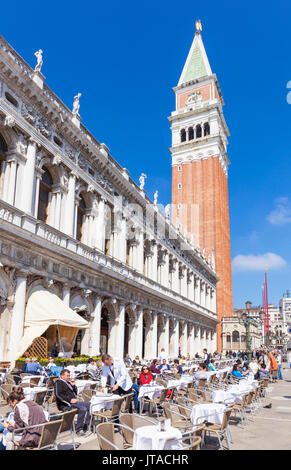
169,22,233,351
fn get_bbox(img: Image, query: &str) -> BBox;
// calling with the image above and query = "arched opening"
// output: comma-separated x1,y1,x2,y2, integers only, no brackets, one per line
232,330,240,344
180,129,186,143
226,334,231,343
204,122,210,136
37,167,53,223
188,127,194,140
100,307,109,354
76,194,86,242
196,124,202,138
0,134,8,192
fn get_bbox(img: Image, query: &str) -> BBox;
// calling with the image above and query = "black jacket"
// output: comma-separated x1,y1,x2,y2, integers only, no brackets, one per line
54,379,78,411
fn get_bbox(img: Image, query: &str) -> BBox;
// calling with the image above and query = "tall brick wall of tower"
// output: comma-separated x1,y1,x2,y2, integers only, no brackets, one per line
172,157,233,351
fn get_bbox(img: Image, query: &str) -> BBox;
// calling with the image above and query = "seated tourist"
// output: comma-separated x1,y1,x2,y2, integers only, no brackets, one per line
159,359,170,373
208,359,217,372
140,366,153,385
132,356,142,366
124,354,133,367
193,363,209,387
54,369,91,436
45,357,56,371
258,362,270,380
149,359,160,375
3,387,47,450
232,364,246,378
21,358,31,373
26,357,43,376
173,359,184,375
86,358,102,380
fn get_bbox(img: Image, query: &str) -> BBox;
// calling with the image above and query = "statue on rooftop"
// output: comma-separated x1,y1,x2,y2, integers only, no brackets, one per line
72,93,82,115
34,49,43,73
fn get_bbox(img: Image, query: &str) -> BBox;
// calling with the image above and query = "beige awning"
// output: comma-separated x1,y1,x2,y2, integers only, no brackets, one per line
17,286,89,358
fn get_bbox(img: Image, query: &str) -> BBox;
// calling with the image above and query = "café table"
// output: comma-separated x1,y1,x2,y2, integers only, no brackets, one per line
138,384,164,401
23,386,47,401
75,379,98,394
90,393,121,413
190,403,226,427
21,375,45,385
133,424,183,450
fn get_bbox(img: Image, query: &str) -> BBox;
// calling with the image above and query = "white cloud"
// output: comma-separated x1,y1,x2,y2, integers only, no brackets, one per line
232,252,287,272
267,197,291,226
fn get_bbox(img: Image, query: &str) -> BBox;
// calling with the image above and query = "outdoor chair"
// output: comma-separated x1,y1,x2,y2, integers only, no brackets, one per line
140,388,168,417
120,392,134,413
181,433,202,450
5,374,16,385
53,409,78,450
0,383,13,404
12,418,63,450
204,407,232,450
33,390,47,407
91,396,124,430
96,422,133,450
162,403,193,432
119,413,158,448
81,389,94,402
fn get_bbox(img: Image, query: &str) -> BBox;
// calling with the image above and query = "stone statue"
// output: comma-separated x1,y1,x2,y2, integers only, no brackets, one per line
165,204,170,218
34,49,43,73
202,248,206,258
72,93,82,115
139,173,147,190
154,190,158,205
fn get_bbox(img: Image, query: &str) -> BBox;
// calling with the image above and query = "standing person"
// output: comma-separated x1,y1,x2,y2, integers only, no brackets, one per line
51,342,60,358
3,387,47,450
267,351,279,383
203,348,210,364
276,352,283,380
158,348,169,364
101,354,133,397
54,369,91,436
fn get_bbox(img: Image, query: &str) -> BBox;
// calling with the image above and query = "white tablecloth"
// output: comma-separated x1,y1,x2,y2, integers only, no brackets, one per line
0,372,6,383
21,375,45,385
75,380,97,394
167,375,193,390
133,425,183,450
90,394,121,413
138,385,164,400
23,386,47,400
212,388,243,404
190,403,226,426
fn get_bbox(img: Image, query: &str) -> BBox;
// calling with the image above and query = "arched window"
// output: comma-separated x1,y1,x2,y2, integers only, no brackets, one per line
226,335,231,343
76,194,86,242
188,127,194,140
196,124,202,138
180,129,186,143
37,167,53,223
232,330,240,342
204,122,210,136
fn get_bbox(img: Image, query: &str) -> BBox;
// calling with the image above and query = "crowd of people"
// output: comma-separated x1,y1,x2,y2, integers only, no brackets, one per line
0,345,286,449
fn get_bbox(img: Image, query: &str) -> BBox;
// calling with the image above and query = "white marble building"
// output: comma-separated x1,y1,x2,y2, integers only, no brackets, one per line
0,34,218,364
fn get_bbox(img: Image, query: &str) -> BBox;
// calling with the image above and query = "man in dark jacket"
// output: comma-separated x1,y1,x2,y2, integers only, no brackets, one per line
54,369,91,436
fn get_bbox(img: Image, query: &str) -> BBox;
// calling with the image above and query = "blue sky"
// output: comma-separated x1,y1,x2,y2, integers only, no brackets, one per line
1,0,290,308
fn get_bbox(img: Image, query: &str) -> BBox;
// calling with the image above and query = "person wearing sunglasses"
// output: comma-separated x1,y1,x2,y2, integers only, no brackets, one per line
140,366,153,385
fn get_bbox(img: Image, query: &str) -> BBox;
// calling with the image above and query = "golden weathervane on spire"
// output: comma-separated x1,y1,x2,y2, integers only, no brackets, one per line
195,19,202,34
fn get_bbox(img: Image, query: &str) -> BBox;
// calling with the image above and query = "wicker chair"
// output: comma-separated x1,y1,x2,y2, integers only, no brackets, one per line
96,422,132,450
140,388,168,417
181,434,202,450
12,419,63,450
33,390,47,407
52,409,78,449
119,413,158,447
120,392,134,413
204,407,232,450
92,396,124,429
162,403,193,432
0,383,13,404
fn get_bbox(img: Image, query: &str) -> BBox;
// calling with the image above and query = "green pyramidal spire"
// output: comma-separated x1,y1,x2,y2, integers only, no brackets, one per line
178,27,212,86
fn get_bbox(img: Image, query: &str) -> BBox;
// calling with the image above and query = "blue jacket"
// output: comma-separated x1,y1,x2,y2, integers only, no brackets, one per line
26,362,43,374
159,364,170,371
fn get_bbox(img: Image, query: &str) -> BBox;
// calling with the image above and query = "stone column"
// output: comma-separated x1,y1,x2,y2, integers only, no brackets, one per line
151,241,158,282
107,316,118,357
194,325,201,356
162,252,169,288
194,276,200,305
115,302,125,359
64,172,77,237
180,266,187,297
201,327,206,352
34,169,43,218
163,315,170,355
200,282,206,308
135,228,144,273
127,316,137,359
62,284,71,306
151,312,158,358
94,197,106,252
22,139,37,215
144,318,152,360
187,271,194,301
89,296,102,356
188,323,195,358
135,307,144,359
180,322,188,356
9,271,28,362
211,289,216,314
4,158,18,205
173,319,180,358
172,260,179,293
